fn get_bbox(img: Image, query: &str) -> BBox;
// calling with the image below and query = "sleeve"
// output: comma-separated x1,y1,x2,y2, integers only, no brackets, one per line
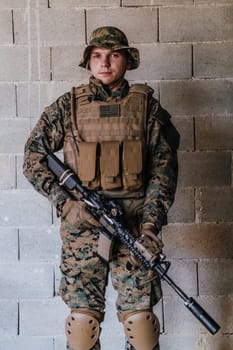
142,97,179,234
23,93,71,213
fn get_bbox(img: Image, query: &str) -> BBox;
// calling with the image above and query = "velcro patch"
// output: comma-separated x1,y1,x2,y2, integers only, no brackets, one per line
100,104,120,117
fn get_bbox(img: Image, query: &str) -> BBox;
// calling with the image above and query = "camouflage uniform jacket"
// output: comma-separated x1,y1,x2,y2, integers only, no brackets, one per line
23,77,178,234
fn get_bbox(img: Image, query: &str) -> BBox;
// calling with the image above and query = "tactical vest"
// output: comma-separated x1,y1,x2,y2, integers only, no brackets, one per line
64,83,153,199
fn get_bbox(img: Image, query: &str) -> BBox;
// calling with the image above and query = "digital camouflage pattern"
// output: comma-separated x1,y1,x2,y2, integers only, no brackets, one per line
61,229,162,350
79,26,140,70
23,76,178,231
23,76,178,350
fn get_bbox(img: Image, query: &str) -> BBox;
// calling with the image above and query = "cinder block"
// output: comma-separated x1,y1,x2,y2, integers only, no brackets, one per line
172,116,194,151
0,118,30,154
196,116,233,150
178,151,231,187
0,0,27,7
159,334,197,350
52,46,88,81
127,43,192,81
199,295,232,334
163,295,223,335
194,42,233,78
124,0,193,4
161,259,198,297
31,47,51,81
0,10,12,44
101,279,125,348
0,190,52,226
160,6,233,42
163,223,233,259
0,0,48,7
0,263,54,299
196,0,232,3
39,82,76,110
198,259,233,295
0,337,54,350
0,84,16,117
17,83,41,118
0,155,16,189
50,0,120,6
20,297,68,336
13,9,38,45
30,0,49,6
197,334,233,350
0,228,18,262
163,296,200,334
39,8,85,45
86,7,158,43
160,80,233,115
0,301,18,336
197,187,233,222
167,187,195,223
19,226,61,262
0,47,28,81
54,336,66,350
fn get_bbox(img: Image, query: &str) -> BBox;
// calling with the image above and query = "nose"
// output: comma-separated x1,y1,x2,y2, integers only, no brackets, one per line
101,55,110,67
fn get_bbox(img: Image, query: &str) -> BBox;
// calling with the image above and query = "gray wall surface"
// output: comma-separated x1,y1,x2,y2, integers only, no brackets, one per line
0,0,232,349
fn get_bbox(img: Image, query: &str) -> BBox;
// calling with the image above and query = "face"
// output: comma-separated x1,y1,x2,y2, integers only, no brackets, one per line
88,47,130,90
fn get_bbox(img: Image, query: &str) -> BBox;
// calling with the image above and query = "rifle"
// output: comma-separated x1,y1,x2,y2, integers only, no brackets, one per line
46,153,220,335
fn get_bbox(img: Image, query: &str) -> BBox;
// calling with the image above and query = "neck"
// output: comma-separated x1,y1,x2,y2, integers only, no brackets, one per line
108,77,125,92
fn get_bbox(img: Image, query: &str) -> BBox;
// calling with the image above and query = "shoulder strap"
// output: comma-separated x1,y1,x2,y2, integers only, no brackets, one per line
129,84,154,134
129,83,154,96
70,85,93,141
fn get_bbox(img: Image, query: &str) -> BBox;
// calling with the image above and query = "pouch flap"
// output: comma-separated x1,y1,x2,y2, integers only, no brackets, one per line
100,141,120,179
78,142,97,181
123,140,142,175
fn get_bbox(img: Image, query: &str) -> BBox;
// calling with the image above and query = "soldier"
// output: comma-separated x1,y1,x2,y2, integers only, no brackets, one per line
23,26,179,350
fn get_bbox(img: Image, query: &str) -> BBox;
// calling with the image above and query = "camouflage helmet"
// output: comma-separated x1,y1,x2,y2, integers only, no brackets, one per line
79,26,140,70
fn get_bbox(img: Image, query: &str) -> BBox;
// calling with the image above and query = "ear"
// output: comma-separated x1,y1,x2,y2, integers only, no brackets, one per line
126,53,132,70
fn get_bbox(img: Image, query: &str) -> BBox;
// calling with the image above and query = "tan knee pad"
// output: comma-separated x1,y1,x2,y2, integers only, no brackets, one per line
120,309,160,350
65,308,103,350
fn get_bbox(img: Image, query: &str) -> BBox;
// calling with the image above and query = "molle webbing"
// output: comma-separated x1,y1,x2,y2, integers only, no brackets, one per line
71,84,153,142
63,83,153,196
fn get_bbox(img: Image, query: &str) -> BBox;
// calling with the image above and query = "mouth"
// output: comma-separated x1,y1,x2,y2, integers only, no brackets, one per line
99,71,112,75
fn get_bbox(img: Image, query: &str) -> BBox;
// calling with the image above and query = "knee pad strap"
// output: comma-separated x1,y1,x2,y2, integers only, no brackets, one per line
65,308,102,350
120,310,160,350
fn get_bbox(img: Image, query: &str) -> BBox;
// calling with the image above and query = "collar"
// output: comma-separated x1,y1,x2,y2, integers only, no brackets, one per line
89,76,129,101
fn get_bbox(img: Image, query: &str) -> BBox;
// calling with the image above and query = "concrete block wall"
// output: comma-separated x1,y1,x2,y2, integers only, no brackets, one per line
0,1,232,349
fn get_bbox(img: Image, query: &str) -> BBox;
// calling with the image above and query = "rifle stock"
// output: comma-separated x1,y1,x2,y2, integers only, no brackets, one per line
46,153,220,335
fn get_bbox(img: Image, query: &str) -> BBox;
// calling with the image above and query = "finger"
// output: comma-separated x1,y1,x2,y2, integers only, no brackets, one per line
143,229,164,248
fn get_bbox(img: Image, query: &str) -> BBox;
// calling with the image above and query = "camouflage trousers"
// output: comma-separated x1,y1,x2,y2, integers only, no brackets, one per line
59,228,162,350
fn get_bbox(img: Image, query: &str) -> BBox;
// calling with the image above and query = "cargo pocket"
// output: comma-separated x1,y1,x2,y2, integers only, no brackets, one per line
100,141,122,190
122,140,143,190
78,142,100,189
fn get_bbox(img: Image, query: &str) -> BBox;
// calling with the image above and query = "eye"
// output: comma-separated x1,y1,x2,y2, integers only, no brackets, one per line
91,53,100,59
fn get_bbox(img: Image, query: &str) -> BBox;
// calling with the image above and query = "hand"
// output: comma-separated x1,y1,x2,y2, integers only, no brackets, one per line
61,198,100,229
140,223,164,254
126,223,164,271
